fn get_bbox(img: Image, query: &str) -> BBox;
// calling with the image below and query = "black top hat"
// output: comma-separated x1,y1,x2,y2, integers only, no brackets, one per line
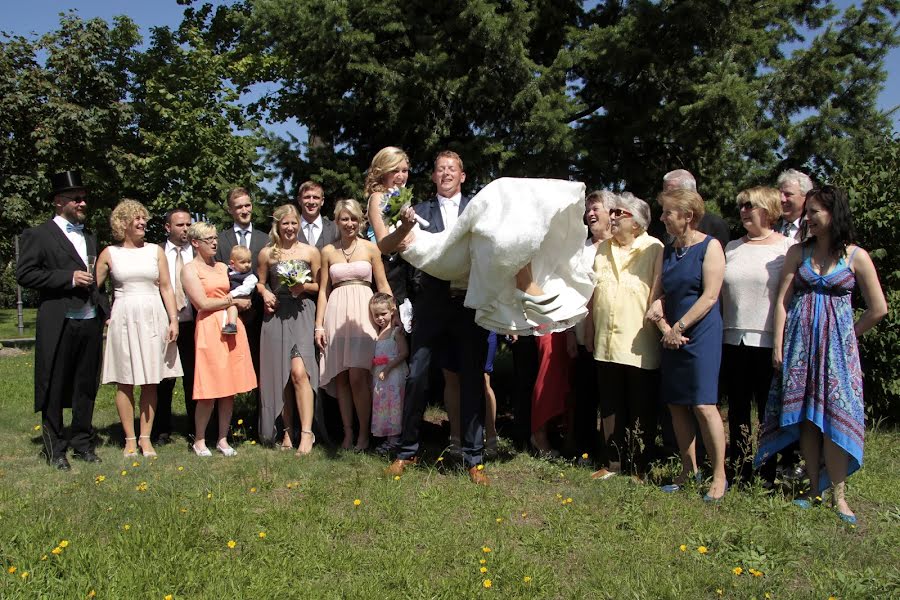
47,170,86,199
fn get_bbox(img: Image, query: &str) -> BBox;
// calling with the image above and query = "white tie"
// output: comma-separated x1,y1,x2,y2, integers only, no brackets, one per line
305,223,317,246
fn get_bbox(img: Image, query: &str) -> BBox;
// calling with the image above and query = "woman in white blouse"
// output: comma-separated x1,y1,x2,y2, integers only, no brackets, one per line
722,186,794,484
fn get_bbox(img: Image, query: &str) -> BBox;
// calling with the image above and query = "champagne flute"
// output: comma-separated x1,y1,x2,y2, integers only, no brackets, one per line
86,254,97,281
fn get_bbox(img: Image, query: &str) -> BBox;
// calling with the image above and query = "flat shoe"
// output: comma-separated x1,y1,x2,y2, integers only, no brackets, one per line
216,444,237,457
660,483,681,493
838,512,857,525
192,444,212,457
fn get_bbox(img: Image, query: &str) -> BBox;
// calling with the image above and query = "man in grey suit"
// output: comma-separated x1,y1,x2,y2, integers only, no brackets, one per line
776,168,813,242
296,180,339,249
214,187,267,418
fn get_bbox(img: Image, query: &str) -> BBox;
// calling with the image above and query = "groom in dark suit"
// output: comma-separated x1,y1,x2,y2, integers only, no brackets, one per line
296,180,339,249
380,151,489,485
17,171,109,470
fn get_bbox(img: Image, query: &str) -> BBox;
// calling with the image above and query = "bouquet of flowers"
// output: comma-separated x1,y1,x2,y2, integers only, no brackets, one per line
380,187,429,228
275,260,311,297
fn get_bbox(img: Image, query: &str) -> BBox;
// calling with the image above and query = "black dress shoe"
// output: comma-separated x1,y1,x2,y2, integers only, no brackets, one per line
72,450,102,463
156,433,172,446
50,456,71,471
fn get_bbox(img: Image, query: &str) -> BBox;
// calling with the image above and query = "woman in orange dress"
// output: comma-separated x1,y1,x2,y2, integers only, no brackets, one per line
181,221,257,456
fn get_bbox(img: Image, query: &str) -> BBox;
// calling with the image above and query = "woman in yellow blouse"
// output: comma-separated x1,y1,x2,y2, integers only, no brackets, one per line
585,193,664,480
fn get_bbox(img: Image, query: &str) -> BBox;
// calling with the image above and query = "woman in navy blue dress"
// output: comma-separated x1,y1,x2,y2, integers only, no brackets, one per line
648,189,728,501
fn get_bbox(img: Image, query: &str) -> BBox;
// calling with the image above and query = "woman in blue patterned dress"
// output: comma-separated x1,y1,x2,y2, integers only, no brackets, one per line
756,186,886,523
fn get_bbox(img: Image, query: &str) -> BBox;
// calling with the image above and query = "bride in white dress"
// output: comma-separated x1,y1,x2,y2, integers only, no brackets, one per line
385,177,594,335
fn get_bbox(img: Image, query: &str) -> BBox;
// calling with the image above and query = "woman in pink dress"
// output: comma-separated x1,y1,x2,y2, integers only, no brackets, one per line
181,221,257,457
316,199,392,451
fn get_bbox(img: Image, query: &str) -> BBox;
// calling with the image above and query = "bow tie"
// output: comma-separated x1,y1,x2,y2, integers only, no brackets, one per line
66,223,84,233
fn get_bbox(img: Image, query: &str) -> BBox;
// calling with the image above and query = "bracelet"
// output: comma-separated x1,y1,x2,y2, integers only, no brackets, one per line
315,327,325,332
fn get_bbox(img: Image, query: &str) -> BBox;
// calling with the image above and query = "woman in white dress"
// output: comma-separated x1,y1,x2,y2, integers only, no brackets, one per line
384,177,593,335
96,200,181,458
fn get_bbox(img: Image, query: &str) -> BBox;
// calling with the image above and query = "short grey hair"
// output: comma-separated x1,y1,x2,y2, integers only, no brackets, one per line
586,189,617,211
617,192,651,233
776,168,813,194
663,169,697,191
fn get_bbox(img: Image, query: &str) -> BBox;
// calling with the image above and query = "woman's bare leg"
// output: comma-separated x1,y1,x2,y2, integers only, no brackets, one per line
291,357,315,455
194,400,215,451
335,371,354,449
115,384,137,453
669,404,698,484
138,384,158,456
694,405,728,497
349,367,372,450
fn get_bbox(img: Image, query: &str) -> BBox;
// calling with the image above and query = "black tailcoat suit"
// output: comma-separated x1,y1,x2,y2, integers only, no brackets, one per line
16,220,108,458
297,216,339,249
396,196,488,468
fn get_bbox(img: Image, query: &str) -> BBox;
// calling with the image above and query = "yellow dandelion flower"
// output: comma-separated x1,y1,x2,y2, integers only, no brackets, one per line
59,540,69,548
524,576,532,583
237,419,244,425
581,453,589,460
177,466,184,471
227,540,236,549
353,499,361,506
483,579,492,589
679,544,687,552
40,555,47,561
559,472,565,478
697,546,708,554
732,567,743,576
8,566,16,574
565,497,573,504
479,559,486,565
250,440,256,445
437,456,444,462
249,487,257,493
33,424,41,431
51,547,62,555
123,524,131,531
828,596,837,600
480,567,488,574
20,571,29,579
815,496,822,502
95,475,106,483
165,595,173,600
555,493,563,500
132,461,139,467
258,532,266,539
482,546,492,553
179,508,187,514
207,493,212,499
88,591,96,598
496,517,502,523
120,470,128,476
477,464,484,471
521,512,527,518
765,594,771,599
394,475,401,481
716,590,723,596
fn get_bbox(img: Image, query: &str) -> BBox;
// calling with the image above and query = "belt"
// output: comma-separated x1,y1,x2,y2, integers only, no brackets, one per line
332,279,371,289
448,289,467,299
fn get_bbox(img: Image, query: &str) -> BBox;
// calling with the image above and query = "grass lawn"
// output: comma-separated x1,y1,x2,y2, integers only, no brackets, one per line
1,349,898,599
0,308,35,340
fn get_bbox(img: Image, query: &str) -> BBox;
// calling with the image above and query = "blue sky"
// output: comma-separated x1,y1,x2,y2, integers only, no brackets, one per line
4,0,898,142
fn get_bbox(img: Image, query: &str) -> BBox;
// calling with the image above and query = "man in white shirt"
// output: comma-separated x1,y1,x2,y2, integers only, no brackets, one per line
17,171,109,470
296,180,339,249
154,207,195,445
776,168,813,242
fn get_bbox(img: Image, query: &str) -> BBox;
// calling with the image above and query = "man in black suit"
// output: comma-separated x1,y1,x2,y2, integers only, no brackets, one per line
17,171,108,470
296,180,339,249
214,188,267,428
379,151,490,485
154,207,195,445
775,168,813,243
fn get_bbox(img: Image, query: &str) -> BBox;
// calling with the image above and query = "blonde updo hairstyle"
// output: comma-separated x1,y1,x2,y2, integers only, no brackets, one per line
187,221,217,243
735,186,782,226
109,199,149,242
364,146,410,196
657,189,705,228
269,204,301,260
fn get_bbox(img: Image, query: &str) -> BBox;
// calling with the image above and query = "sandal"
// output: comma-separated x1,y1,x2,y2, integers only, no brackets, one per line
123,437,138,458
296,430,315,456
138,435,157,458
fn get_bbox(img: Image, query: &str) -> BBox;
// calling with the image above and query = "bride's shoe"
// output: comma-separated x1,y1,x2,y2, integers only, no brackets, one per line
515,288,560,307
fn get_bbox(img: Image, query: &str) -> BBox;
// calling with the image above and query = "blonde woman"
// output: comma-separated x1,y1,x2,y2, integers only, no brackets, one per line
256,204,321,454
317,199,392,451
96,199,182,458
365,146,412,302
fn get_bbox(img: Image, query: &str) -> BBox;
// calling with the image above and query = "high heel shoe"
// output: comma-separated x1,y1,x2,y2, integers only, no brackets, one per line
296,430,315,456
123,437,138,458
138,435,157,458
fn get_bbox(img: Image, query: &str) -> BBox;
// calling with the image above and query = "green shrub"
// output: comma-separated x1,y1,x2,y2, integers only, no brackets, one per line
832,134,900,423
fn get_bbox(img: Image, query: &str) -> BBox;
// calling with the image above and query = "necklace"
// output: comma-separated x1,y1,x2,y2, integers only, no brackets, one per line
340,238,357,262
746,230,774,242
674,231,696,259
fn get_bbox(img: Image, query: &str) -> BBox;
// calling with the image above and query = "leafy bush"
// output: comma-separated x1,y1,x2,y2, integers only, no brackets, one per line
832,134,900,423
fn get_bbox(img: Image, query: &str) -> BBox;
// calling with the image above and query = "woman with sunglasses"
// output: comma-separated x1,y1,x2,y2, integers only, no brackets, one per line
181,222,257,457
756,186,886,523
585,193,664,480
721,187,794,485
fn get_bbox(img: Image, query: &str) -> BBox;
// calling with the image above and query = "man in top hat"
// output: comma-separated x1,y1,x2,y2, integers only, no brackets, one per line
17,171,109,470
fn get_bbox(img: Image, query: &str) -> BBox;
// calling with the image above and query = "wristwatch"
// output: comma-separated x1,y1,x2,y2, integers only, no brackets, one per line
676,320,686,332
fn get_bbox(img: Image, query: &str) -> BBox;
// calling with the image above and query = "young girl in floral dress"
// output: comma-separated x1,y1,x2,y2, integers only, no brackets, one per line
369,293,409,451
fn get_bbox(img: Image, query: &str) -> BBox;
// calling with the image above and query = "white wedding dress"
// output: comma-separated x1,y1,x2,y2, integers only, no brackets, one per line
401,177,594,335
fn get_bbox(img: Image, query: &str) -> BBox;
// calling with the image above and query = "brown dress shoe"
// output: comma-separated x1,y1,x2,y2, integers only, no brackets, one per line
590,468,617,480
468,465,490,486
385,458,418,476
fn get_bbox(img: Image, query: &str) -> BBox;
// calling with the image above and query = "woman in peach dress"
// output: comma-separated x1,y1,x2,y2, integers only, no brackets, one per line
181,221,257,457
316,199,392,451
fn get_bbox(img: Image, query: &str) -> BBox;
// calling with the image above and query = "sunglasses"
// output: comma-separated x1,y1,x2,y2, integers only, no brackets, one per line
609,208,633,218
738,202,755,211
60,193,88,203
